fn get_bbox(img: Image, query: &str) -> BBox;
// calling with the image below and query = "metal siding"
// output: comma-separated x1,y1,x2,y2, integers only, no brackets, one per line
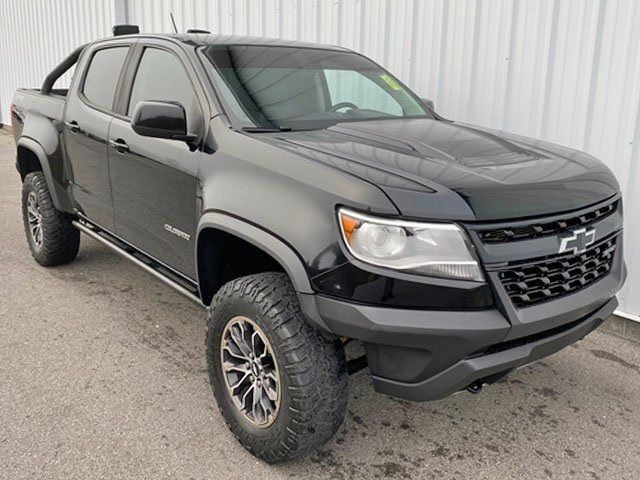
0,0,638,318
0,0,114,124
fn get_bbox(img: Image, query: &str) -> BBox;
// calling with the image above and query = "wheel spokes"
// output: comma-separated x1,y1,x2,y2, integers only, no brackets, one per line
263,378,278,402
222,344,250,362
220,316,280,428
252,331,267,359
27,205,40,220
35,225,43,245
259,388,274,417
229,324,251,357
228,371,251,393
252,382,263,423
241,383,255,411
223,361,250,375
26,192,43,247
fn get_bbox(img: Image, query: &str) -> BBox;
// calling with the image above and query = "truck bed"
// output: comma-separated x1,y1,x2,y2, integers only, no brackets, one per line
13,88,67,124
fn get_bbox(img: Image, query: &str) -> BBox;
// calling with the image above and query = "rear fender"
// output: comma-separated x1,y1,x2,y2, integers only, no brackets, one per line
17,136,73,212
16,119,73,212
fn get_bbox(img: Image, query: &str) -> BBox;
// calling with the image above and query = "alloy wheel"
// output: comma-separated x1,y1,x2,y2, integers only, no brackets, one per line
220,316,281,427
26,191,43,248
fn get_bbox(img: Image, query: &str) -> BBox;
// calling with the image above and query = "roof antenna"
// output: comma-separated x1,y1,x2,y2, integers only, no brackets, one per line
169,12,179,33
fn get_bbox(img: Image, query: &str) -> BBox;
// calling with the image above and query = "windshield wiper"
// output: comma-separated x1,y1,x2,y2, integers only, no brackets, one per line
240,126,294,133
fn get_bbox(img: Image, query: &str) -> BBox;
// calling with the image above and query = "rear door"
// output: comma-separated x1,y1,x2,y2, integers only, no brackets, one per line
108,41,206,279
63,41,133,230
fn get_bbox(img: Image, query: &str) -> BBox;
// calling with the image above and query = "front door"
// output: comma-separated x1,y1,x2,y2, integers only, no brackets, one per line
63,45,130,230
108,46,203,279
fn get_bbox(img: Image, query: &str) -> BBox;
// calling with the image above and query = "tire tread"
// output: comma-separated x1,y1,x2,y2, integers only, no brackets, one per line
22,171,79,266
206,272,348,463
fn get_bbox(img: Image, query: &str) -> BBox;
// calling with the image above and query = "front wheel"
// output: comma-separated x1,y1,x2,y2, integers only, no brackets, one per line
206,272,348,463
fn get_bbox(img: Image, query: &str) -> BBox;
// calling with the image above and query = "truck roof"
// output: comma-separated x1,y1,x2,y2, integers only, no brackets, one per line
99,32,350,52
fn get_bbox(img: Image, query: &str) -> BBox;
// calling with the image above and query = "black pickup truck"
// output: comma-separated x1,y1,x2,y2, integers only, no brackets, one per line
11,27,626,462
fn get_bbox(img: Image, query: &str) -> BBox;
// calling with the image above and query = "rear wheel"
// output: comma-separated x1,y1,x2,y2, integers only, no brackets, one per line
206,272,348,463
21,172,79,266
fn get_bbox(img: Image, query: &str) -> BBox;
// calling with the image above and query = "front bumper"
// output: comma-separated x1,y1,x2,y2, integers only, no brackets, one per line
310,294,616,401
298,225,626,402
369,298,615,401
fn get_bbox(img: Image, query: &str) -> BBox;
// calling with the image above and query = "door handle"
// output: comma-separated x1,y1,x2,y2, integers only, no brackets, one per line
108,138,129,153
65,121,81,133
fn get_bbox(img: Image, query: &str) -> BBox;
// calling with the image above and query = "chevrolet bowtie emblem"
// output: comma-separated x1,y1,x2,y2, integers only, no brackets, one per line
558,227,596,255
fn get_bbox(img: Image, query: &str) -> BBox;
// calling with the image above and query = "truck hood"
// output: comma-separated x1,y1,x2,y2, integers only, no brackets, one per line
264,118,619,221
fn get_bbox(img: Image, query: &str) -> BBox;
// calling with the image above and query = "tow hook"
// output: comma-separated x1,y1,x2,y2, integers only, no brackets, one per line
466,381,483,394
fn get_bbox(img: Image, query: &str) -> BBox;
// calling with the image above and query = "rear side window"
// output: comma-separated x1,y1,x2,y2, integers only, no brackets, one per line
127,48,197,117
82,47,128,110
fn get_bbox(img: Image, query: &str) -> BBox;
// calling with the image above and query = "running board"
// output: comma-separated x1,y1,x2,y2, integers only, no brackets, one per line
72,220,204,307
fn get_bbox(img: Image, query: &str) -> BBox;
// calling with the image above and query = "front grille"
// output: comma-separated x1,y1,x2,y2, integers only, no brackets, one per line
497,236,617,308
479,200,618,243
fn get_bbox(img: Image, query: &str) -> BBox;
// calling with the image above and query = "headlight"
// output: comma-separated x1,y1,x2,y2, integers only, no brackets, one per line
338,208,484,282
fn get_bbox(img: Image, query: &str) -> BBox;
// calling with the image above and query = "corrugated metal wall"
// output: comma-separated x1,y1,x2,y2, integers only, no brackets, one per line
0,0,638,318
0,0,114,124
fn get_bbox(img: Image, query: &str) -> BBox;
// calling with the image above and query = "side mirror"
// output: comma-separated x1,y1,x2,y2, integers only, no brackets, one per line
422,98,435,111
131,101,195,142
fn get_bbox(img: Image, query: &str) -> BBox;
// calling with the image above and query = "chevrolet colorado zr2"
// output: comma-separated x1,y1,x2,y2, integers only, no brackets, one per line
10,26,626,462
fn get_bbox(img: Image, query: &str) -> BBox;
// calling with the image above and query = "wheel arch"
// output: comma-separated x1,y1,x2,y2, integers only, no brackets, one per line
195,212,314,307
16,137,73,212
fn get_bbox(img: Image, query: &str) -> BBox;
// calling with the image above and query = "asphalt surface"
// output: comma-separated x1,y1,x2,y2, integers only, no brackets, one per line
1,128,639,480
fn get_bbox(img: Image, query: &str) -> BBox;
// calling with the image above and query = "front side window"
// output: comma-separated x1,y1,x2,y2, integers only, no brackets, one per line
127,48,197,118
203,45,430,130
82,47,129,110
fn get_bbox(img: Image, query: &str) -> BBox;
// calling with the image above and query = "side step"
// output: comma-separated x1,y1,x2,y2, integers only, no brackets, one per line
72,220,204,307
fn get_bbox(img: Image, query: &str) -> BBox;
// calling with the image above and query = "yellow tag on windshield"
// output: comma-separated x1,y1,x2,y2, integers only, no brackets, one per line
379,74,401,91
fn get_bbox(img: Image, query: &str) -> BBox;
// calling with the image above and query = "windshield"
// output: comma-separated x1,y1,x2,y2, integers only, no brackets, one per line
203,45,432,130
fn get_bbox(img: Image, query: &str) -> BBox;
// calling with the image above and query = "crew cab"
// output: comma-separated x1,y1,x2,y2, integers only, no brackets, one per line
10,26,626,462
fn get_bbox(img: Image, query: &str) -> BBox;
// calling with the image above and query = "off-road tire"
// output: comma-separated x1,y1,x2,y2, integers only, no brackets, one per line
206,272,348,463
21,171,80,266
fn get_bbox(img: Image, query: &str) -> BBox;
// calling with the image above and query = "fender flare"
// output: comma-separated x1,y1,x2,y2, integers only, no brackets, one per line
196,212,335,335
16,137,72,212
196,211,314,295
